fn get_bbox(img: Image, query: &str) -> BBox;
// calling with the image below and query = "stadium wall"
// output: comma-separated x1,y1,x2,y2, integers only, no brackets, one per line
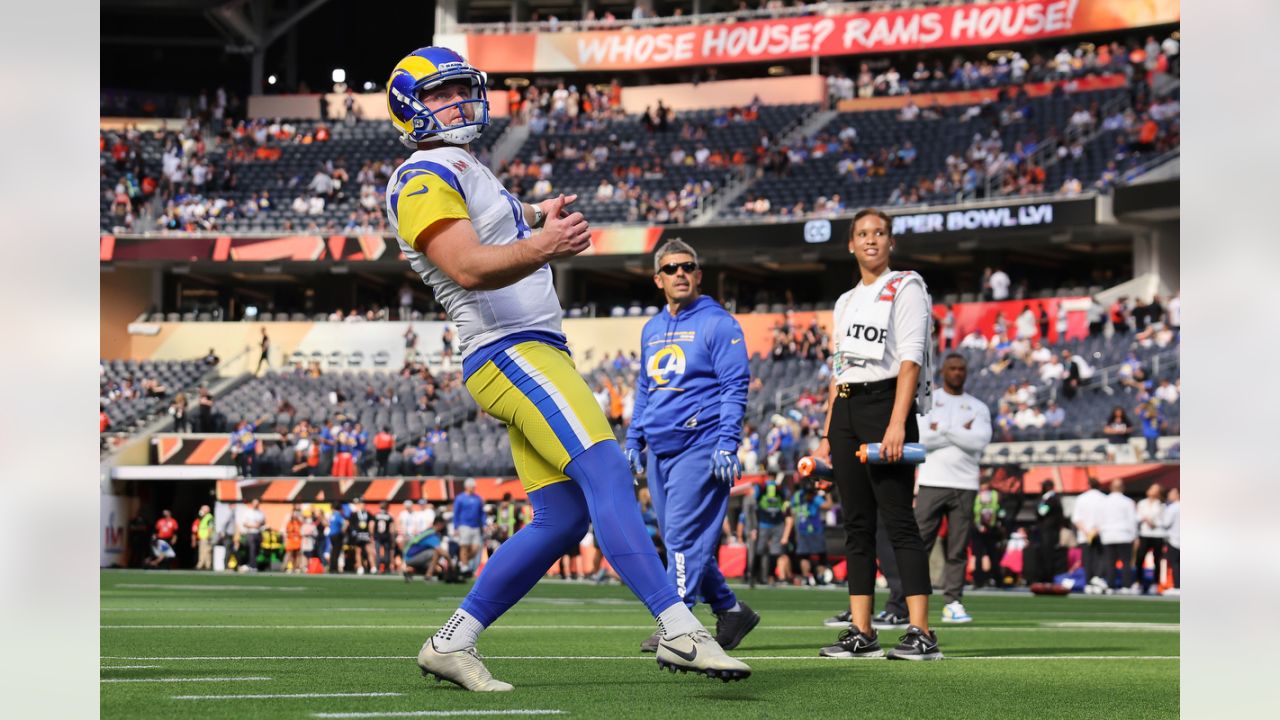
113,298,1090,365
101,267,153,358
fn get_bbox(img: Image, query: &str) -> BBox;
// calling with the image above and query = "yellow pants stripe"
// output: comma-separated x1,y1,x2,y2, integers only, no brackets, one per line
464,341,616,493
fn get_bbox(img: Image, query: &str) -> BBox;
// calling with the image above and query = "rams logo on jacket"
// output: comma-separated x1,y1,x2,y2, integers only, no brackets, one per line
647,345,687,386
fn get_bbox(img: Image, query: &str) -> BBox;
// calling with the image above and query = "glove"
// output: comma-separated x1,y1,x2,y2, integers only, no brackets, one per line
624,446,645,476
711,450,742,484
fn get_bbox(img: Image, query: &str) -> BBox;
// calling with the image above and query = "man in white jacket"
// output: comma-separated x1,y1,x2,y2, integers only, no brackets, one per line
1097,479,1138,593
1162,488,1180,594
915,354,993,623
1135,483,1167,595
1072,478,1108,593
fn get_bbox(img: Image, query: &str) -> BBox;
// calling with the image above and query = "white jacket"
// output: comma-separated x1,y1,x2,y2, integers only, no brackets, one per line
1163,501,1180,549
1071,488,1106,543
1097,492,1137,545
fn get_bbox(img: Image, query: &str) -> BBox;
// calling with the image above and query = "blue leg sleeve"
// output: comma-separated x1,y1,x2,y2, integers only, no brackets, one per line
661,443,737,612
565,440,681,617
459,480,589,626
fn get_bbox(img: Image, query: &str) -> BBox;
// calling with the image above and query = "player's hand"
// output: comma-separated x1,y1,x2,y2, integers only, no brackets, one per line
623,446,645,476
712,450,741,485
535,194,590,260
881,422,906,463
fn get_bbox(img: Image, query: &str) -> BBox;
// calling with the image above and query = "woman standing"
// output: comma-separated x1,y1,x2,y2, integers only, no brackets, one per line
1103,406,1133,461
815,208,942,661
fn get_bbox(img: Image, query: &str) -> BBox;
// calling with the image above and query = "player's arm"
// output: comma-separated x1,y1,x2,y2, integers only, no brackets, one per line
781,510,794,546
918,408,950,450
709,315,750,454
944,402,993,453
406,184,589,290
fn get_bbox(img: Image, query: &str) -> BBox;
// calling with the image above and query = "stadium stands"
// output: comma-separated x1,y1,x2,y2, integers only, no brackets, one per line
498,103,815,224
727,82,1173,219
195,319,1178,477
100,358,212,433
101,116,509,234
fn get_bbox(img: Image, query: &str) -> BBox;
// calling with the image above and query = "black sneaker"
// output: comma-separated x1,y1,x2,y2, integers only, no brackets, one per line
886,625,944,661
871,610,910,630
822,609,852,628
819,628,885,659
714,602,761,651
640,630,661,654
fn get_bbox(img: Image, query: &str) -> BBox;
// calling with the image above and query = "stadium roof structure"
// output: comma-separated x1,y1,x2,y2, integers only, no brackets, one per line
103,0,340,95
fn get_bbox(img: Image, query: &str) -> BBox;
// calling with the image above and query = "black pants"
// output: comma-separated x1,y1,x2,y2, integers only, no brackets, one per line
1135,537,1165,591
970,528,1003,587
1082,536,1105,580
328,538,344,572
877,520,908,617
374,538,394,573
1103,542,1134,588
376,448,391,475
1031,531,1064,583
829,384,930,598
242,532,261,569
1167,545,1180,588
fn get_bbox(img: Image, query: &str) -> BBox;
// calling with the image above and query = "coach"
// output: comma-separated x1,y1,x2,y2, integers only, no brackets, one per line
626,239,760,655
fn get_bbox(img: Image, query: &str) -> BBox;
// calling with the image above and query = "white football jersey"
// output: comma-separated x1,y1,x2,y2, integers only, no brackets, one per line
386,145,563,357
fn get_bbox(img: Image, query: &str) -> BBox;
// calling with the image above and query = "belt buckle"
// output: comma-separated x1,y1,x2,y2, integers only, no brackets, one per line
838,384,851,398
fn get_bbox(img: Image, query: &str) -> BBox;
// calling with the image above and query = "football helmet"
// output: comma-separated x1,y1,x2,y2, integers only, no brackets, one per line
387,46,489,148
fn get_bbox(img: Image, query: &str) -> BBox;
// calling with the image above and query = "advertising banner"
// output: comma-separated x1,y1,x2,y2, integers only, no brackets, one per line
100,494,130,568
439,0,1178,73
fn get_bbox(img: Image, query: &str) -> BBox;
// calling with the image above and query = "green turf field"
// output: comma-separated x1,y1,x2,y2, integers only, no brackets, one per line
101,569,1178,719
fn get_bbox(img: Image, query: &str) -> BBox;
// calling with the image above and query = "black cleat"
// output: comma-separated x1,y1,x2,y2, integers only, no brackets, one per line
823,609,852,628
640,630,661,653
714,602,761,651
886,625,944,661
871,610,910,630
819,628,885,659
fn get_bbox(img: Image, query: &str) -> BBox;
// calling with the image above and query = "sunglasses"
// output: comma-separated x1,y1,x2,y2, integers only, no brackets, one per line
658,261,698,275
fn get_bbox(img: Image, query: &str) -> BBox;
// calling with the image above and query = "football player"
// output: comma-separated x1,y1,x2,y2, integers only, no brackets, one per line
384,47,749,691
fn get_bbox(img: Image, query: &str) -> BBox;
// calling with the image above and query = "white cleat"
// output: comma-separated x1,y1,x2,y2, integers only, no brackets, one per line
942,601,973,624
655,629,752,682
417,639,514,692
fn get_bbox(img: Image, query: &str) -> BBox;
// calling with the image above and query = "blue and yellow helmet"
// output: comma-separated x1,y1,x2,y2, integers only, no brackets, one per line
386,46,489,148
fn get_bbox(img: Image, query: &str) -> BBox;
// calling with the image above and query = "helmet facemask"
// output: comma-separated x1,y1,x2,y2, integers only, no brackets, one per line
391,68,490,148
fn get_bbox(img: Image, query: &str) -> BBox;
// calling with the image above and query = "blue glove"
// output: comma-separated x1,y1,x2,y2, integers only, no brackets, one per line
624,446,645,476
711,450,742,484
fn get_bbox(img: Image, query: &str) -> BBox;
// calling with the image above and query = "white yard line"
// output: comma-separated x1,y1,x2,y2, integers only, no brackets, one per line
102,607,407,612
174,692,402,701
100,665,163,669
112,583,306,592
100,623,1180,633
309,707,565,712
1034,620,1176,629
104,654,1178,662
101,671,271,676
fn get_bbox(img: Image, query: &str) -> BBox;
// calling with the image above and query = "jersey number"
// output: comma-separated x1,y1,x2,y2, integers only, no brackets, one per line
499,189,532,240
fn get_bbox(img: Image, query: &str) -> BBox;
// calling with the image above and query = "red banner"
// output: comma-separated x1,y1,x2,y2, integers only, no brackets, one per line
440,0,1179,73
